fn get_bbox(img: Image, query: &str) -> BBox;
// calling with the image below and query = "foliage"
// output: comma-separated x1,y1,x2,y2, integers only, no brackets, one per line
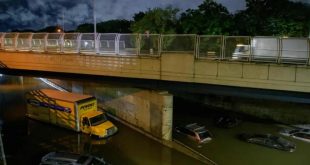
234,0,310,36
133,12,145,22
130,7,179,34
76,23,93,33
76,20,132,33
179,0,233,35
97,20,132,33
37,26,62,33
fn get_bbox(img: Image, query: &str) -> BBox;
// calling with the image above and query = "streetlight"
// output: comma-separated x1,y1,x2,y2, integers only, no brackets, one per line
93,0,97,52
62,10,65,32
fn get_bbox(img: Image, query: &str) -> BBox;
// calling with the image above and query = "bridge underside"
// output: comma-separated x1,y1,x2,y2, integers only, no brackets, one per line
2,67,310,104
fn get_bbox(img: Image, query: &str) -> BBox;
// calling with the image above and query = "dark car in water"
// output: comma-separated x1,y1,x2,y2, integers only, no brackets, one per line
239,133,296,152
215,116,241,128
40,152,108,165
175,123,212,143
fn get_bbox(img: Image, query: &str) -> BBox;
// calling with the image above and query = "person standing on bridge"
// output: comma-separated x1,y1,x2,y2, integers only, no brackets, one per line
145,30,153,55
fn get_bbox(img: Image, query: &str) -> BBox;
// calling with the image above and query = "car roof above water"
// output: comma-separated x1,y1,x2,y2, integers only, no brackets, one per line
185,123,206,132
40,152,105,165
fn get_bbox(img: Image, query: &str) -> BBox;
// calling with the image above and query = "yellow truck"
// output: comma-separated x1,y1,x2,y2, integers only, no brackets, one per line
25,89,117,138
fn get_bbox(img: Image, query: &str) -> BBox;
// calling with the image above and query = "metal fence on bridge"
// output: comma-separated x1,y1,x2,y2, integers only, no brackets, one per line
0,32,309,65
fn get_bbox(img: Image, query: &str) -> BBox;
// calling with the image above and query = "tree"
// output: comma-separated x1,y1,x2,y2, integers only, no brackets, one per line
97,20,132,33
234,0,310,36
130,7,179,34
133,12,145,22
179,0,233,35
76,23,93,33
37,25,62,33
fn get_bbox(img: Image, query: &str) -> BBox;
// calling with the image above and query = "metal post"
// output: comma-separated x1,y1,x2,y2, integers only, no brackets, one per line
93,0,97,53
62,11,65,32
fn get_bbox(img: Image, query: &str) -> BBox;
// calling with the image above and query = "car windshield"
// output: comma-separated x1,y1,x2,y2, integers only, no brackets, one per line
77,155,89,164
289,130,299,134
276,137,293,146
294,133,310,139
89,114,107,126
198,131,211,139
88,157,106,165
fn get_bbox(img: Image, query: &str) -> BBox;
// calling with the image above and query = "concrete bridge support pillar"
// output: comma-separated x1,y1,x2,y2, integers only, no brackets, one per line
161,91,173,141
84,86,174,141
71,81,84,94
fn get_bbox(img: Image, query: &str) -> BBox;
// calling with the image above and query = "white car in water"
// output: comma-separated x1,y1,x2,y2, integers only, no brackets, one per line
175,123,212,143
280,128,310,143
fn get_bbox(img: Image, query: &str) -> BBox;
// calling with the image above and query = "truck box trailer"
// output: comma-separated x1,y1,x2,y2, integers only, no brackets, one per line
26,89,117,138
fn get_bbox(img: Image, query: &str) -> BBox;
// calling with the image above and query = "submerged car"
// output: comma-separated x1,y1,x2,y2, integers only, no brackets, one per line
175,123,212,143
40,152,108,165
215,116,241,128
279,128,310,143
239,133,296,152
292,124,310,130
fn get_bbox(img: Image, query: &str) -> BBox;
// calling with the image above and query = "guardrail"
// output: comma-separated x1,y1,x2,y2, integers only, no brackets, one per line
0,32,309,65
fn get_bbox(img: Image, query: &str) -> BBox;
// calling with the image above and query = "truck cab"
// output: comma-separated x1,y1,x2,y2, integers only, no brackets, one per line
81,111,117,138
232,44,250,60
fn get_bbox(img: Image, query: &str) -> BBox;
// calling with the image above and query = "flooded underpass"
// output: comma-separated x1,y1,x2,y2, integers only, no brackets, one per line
0,75,202,165
0,75,310,165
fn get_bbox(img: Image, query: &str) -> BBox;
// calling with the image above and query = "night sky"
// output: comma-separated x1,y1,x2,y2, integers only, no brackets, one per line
0,0,307,32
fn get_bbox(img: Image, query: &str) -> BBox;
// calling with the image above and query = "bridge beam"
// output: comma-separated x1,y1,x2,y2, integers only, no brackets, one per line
1,51,310,93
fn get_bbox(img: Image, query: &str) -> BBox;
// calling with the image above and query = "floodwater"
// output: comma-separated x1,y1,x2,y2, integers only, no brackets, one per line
0,75,202,165
0,75,309,165
173,98,310,165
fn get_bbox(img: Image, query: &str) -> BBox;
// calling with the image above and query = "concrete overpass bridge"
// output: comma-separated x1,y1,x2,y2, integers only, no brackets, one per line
1,33,310,162
0,32,309,94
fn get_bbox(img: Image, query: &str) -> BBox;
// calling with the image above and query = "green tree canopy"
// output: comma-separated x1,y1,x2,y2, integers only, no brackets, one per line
97,20,132,33
130,7,179,34
234,0,310,36
76,23,93,33
179,0,233,35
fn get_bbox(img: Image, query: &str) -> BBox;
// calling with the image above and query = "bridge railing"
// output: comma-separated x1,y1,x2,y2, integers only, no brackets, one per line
250,37,279,63
63,33,81,54
197,35,223,59
0,32,309,65
0,33,4,49
80,33,97,54
3,33,18,51
139,34,160,56
46,33,64,53
161,34,196,55
31,33,47,52
280,38,309,64
98,33,118,55
224,36,251,61
16,33,33,51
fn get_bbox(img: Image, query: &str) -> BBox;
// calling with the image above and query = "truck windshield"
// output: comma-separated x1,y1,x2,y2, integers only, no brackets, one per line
89,114,107,126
